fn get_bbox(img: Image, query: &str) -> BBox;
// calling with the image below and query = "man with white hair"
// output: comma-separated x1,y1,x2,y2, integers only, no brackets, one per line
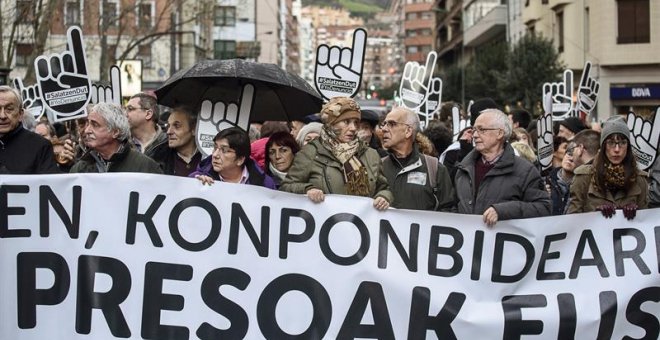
455,109,550,226
0,85,59,174
70,103,162,173
381,107,454,211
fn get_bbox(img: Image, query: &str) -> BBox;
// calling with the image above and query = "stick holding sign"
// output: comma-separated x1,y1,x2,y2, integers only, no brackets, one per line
399,52,437,113
13,78,45,120
91,65,122,105
314,28,366,100
195,83,255,157
627,108,660,171
35,26,92,122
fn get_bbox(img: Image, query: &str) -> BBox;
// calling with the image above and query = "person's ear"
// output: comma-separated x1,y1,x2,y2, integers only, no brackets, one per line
236,156,245,167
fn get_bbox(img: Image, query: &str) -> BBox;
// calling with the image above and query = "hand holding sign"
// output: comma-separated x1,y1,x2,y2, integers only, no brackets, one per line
91,65,122,105
314,28,366,100
196,84,254,157
35,26,91,121
399,52,437,112
626,108,660,171
13,78,45,120
542,69,574,120
537,93,554,170
577,61,599,114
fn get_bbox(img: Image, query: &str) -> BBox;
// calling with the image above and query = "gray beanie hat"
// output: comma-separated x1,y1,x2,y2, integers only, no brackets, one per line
296,122,323,147
600,116,630,145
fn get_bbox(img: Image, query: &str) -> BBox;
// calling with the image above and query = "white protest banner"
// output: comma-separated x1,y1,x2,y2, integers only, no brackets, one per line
542,69,574,121
35,26,92,122
195,84,254,157
1,174,659,339
13,78,45,120
314,28,367,101
627,107,660,171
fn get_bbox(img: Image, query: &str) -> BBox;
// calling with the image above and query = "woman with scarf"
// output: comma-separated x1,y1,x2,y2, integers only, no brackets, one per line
280,97,393,210
265,131,300,187
568,117,648,220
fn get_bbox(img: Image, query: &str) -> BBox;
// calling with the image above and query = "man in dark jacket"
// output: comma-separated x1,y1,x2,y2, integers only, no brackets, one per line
125,92,167,158
0,85,59,174
381,107,454,211
70,103,162,174
455,109,550,226
150,105,201,176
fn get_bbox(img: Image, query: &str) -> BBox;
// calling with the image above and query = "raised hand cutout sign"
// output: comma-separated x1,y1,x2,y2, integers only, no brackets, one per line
399,52,437,113
35,26,92,122
537,92,554,171
91,65,122,105
13,78,45,120
627,108,660,171
314,28,366,100
542,69,574,121
577,61,600,115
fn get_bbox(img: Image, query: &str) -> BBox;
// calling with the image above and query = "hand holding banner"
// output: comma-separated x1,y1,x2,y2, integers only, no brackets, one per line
314,28,366,100
626,108,660,171
91,65,122,105
399,52,437,112
577,61,600,115
35,26,91,121
196,84,254,157
13,78,45,120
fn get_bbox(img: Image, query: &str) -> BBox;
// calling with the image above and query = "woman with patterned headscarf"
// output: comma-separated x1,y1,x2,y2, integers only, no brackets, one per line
568,117,648,220
280,97,393,210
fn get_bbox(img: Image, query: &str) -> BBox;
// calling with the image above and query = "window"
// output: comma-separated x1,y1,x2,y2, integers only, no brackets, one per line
617,0,650,44
101,0,119,27
16,0,34,22
214,40,236,59
556,11,564,52
138,2,153,28
15,43,34,67
214,6,236,26
406,46,419,53
137,45,152,68
65,0,81,26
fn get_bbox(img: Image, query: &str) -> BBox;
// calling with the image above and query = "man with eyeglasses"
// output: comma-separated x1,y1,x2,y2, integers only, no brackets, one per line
455,109,551,226
124,92,167,158
0,85,59,174
381,107,455,211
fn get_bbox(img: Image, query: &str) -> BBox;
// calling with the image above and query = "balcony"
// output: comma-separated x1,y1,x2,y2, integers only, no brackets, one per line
464,4,506,47
404,35,434,46
405,18,436,30
405,2,434,13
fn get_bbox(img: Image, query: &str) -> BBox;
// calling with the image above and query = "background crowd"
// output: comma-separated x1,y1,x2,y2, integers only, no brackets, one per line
1,84,658,226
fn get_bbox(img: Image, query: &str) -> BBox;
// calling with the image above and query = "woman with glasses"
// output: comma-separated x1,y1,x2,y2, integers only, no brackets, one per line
568,117,648,219
280,97,393,210
191,127,276,189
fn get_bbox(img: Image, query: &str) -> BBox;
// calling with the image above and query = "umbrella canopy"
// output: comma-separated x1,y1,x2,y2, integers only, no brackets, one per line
154,59,323,122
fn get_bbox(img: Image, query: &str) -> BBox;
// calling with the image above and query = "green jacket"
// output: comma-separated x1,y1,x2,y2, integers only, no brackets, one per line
280,139,393,202
70,143,163,174
568,164,648,213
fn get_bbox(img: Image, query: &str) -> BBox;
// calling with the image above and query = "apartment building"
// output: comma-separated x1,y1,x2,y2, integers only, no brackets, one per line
403,0,437,63
436,0,464,69
7,0,213,90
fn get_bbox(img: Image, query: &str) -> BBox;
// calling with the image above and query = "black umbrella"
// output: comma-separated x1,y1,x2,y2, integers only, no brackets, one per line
154,59,323,122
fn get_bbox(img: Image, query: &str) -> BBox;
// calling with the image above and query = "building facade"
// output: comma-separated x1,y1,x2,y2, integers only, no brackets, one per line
403,0,437,63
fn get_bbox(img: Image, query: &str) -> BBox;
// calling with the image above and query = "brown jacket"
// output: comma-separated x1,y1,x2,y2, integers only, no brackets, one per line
568,164,648,213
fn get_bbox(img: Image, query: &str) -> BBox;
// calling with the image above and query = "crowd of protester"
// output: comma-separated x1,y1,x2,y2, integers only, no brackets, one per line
1,84,658,225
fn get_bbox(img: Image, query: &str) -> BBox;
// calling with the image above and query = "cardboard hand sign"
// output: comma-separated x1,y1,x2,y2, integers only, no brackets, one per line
13,78,45,120
537,92,554,171
196,84,254,157
542,69,574,121
627,108,660,171
399,52,437,113
577,61,600,115
91,65,122,105
35,26,91,122
314,28,366,100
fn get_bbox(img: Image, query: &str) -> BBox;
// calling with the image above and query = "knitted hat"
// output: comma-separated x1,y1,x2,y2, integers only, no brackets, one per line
600,116,630,145
320,97,361,126
360,109,380,128
559,117,588,135
296,122,323,146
